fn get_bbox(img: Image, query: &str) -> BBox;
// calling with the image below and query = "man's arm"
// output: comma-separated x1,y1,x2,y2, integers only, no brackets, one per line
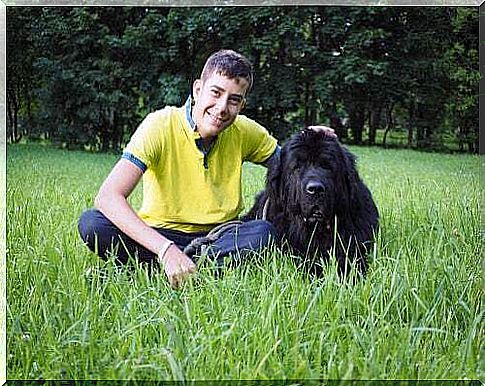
94,159,196,288
261,145,280,168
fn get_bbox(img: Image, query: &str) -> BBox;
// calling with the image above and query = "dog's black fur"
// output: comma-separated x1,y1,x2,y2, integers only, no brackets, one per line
243,128,379,278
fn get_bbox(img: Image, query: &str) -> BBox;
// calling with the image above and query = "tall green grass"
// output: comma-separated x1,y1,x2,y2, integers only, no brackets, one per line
7,143,482,380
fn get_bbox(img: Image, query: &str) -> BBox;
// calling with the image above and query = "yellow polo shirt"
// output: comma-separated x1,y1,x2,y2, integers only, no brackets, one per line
124,105,277,233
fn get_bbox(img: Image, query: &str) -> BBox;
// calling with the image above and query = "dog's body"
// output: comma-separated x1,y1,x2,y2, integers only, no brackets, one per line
243,129,379,278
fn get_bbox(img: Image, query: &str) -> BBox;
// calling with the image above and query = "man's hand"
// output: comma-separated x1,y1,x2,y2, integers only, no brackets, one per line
308,125,337,138
161,245,197,289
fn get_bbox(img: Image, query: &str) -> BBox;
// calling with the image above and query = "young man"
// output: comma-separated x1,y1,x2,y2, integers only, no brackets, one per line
78,49,334,288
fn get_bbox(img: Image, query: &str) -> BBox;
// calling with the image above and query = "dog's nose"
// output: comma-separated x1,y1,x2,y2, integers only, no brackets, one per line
306,181,324,195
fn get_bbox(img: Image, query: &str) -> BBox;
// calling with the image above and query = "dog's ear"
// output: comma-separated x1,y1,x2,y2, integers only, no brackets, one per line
334,145,358,214
266,151,282,201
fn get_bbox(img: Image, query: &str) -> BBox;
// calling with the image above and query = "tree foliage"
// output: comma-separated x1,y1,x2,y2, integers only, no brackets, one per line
6,6,479,153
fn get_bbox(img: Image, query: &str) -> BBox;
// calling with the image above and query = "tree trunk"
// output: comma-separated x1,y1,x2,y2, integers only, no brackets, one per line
368,104,381,145
7,90,13,142
349,103,365,144
328,102,347,139
7,87,21,143
25,90,33,137
457,123,464,152
414,103,426,148
304,82,310,126
382,102,395,148
407,100,415,148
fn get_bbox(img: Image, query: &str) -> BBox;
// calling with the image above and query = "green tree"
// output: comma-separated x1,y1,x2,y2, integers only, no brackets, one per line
7,6,479,153
445,7,479,153
6,7,41,142
34,7,150,150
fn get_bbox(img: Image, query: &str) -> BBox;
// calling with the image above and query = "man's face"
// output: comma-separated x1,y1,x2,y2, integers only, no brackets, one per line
192,72,248,139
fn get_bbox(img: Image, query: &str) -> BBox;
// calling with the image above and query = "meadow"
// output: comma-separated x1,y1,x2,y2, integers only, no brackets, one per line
6,143,482,381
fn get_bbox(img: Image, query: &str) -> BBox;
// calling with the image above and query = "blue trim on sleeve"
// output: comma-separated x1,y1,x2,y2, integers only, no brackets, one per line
122,152,147,173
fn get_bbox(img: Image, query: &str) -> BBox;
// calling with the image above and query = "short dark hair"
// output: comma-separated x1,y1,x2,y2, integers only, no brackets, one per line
200,49,254,93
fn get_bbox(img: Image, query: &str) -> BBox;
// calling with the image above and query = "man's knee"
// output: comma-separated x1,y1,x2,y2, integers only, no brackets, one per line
256,219,277,237
246,219,278,247
78,209,108,245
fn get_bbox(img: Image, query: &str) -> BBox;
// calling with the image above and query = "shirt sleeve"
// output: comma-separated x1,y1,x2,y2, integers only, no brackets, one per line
121,152,147,173
261,145,281,168
123,109,168,170
239,116,278,164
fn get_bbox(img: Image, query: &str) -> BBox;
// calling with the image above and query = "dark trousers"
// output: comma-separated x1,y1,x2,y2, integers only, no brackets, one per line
78,209,276,267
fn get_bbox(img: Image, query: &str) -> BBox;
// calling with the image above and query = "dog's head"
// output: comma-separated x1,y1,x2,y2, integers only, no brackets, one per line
268,128,357,223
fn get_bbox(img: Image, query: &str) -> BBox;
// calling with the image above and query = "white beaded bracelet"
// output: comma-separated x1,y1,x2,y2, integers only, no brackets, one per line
157,240,174,263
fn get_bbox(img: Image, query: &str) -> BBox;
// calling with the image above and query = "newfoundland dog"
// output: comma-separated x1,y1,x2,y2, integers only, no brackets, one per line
244,128,379,278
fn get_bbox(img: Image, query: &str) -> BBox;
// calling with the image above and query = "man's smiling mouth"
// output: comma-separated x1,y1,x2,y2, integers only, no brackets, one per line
207,111,226,126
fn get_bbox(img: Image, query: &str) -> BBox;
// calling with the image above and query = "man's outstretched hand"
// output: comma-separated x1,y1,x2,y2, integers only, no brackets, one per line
161,245,197,289
308,125,337,138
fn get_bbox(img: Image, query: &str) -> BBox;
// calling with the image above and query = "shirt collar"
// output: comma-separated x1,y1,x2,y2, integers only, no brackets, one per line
184,96,196,131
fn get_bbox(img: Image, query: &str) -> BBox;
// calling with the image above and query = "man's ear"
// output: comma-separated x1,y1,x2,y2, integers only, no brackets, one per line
240,98,246,110
192,79,202,101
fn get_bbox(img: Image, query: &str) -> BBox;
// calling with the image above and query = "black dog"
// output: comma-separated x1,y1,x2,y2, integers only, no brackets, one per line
244,128,379,278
